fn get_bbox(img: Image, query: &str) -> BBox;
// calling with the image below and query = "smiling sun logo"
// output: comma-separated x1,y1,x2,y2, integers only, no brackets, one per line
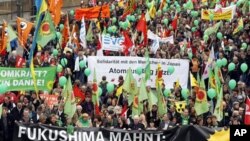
207,129,230,141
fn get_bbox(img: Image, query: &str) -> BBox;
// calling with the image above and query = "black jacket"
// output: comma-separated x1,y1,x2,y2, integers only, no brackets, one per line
11,107,23,122
0,114,14,141
128,123,145,130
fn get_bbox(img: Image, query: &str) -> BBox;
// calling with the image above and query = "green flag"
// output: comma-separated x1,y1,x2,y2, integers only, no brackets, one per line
92,68,98,105
6,25,18,52
36,12,56,47
138,78,148,102
63,77,76,118
7,25,17,41
0,104,2,119
204,21,221,37
147,90,158,111
138,78,148,114
86,22,94,42
213,87,223,121
210,0,216,8
124,68,138,105
194,78,209,116
145,10,151,22
103,26,107,35
156,83,167,117
132,102,139,117
186,0,194,10
214,66,221,95
144,49,151,81
209,68,216,89
233,18,243,34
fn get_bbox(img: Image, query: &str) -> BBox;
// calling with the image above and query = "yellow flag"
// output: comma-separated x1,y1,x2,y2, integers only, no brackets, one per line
233,18,243,34
190,73,198,87
149,1,156,19
116,86,123,97
175,79,180,89
30,58,39,96
118,1,124,8
175,101,187,114
38,0,48,15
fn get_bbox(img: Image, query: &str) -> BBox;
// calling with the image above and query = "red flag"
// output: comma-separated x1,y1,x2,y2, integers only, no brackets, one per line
220,0,227,7
97,34,102,50
121,104,128,117
16,55,26,68
136,13,148,47
73,85,85,102
95,104,100,115
245,98,250,125
122,31,133,55
171,16,178,30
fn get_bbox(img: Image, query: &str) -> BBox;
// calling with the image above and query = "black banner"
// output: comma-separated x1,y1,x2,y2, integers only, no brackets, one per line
13,122,231,141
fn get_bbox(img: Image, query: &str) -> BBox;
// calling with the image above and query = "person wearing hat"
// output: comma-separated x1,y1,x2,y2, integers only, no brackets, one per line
128,115,145,130
76,113,92,127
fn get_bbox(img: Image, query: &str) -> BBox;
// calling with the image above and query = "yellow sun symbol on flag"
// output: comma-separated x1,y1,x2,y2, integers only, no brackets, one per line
207,129,230,141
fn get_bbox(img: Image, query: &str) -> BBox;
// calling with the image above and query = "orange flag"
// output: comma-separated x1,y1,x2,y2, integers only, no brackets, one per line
0,21,7,54
75,4,110,20
71,24,80,49
159,0,166,10
16,17,33,46
62,15,70,48
48,0,63,26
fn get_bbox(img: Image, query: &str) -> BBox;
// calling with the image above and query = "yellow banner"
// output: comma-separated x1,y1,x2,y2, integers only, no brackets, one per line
201,9,233,20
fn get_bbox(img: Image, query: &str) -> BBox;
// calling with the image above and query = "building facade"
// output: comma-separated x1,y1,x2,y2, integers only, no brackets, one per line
0,0,86,23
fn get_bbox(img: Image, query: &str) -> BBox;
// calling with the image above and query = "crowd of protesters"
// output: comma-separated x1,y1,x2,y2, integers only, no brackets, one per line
1,0,250,140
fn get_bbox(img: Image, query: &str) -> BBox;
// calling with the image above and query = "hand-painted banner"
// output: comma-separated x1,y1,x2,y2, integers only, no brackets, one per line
147,30,174,44
0,67,56,91
13,122,230,141
201,9,232,20
201,5,236,21
88,56,189,88
75,4,110,20
40,94,58,109
102,35,124,52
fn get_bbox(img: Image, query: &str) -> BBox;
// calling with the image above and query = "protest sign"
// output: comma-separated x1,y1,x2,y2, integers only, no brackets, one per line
201,5,236,21
102,35,124,51
13,122,230,141
88,56,189,88
40,94,59,109
0,67,56,91
147,30,174,44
